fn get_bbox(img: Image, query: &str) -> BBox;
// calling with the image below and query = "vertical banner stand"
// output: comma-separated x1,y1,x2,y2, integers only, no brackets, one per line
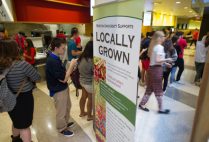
93,0,145,142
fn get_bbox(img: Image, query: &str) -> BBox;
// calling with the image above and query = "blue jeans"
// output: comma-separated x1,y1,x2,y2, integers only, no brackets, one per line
170,67,177,84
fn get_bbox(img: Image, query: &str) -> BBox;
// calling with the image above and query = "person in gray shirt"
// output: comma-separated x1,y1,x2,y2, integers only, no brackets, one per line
78,41,93,121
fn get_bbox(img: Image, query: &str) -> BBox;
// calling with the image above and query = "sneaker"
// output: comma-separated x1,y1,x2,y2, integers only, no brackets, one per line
168,83,174,87
87,116,93,121
176,80,184,85
67,122,75,128
61,130,74,137
139,105,149,112
163,91,166,95
158,109,170,114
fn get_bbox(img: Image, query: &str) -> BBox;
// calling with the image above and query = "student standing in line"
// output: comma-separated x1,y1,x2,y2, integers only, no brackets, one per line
67,27,83,97
46,38,74,137
23,39,36,66
170,35,181,86
194,32,209,86
67,27,82,63
175,32,187,83
64,41,94,121
78,41,94,121
56,32,69,67
15,32,26,53
56,31,67,40
75,35,83,51
139,31,173,114
0,40,40,142
162,39,177,93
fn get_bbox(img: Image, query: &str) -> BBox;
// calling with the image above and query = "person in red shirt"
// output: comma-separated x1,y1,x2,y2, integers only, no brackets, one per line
24,39,36,66
75,36,82,51
190,29,199,47
15,32,26,52
175,32,187,83
56,31,67,40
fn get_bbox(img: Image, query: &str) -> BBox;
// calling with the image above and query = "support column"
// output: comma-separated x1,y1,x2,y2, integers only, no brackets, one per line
199,7,209,40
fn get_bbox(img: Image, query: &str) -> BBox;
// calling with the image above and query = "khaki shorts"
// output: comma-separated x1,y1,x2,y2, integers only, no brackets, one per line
81,83,93,94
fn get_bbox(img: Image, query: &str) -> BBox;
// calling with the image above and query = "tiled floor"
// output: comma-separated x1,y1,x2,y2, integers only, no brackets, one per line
32,88,93,142
135,86,195,142
0,54,200,142
36,82,96,142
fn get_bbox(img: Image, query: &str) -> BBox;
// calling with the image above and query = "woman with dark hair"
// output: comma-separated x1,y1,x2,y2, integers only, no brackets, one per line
139,31,173,114
176,32,187,83
67,27,83,97
170,35,181,86
139,32,152,86
24,39,36,66
15,32,26,53
162,39,177,93
77,41,93,121
65,40,93,120
0,40,40,142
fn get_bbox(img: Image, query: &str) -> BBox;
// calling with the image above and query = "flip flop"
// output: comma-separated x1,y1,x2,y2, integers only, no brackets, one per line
79,112,87,117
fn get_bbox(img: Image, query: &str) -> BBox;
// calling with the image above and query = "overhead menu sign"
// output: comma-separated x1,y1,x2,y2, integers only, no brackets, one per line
93,0,145,142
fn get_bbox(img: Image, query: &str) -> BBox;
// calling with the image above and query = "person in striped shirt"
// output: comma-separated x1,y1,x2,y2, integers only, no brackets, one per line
0,40,40,142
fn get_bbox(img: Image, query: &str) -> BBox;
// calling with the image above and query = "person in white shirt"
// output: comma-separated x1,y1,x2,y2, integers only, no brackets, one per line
194,32,209,85
139,31,173,114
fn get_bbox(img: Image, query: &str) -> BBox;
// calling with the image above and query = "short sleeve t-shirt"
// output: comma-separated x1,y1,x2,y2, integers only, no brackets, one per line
75,36,81,45
178,38,187,59
193,31,199,40
24,47,36,65
195,41,209,63
78,58,93,85
150,44,165,66
68,39,78,61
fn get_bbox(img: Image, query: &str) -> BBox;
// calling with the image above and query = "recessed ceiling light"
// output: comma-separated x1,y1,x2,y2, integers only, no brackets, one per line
189,11,192,12
184,7,188,9
176,1,181,4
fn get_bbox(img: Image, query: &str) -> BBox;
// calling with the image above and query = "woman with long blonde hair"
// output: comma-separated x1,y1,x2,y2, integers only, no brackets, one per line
139,31,173,114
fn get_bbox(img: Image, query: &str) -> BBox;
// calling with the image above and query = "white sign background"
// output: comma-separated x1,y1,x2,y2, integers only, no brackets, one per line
94,16,142,142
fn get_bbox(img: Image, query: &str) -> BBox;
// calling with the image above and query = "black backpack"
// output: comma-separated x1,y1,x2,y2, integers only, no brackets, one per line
70,62,82,89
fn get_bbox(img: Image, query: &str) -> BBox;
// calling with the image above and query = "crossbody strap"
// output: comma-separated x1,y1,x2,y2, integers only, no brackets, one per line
16,78,27,96
2,61,17,76
1,61,27,96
